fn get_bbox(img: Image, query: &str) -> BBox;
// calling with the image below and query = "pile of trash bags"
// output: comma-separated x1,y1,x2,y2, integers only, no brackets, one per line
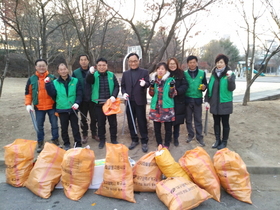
4,139,252,209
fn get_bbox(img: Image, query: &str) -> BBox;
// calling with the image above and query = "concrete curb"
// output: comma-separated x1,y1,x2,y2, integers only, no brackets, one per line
0,158,279,175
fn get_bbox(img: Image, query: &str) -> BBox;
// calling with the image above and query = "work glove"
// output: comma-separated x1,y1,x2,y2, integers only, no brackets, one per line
89,66,95,74
110,96,116,103
226,70,233,78
72,103,79,110
205,102,210,110
122,93,129,101
139,78,146,87
26,105,34,113
44,77,50,83
150,80,155,87
170,80,175,87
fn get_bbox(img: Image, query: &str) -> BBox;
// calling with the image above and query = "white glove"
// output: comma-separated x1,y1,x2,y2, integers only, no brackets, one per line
226,70,233,77
26,105,34,113
123,93,129,100
44,77,50,83
89,66,95,74
110,96,116,103
139,78,146,87
205,102,210,110
72,103,79,110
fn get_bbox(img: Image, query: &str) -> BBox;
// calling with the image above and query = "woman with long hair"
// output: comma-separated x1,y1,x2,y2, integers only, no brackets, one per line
167,58,188,146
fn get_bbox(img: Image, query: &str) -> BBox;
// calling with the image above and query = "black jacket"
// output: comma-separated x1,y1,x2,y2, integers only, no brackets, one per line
86,70,119,104
121,67,150,105
170,70,188,125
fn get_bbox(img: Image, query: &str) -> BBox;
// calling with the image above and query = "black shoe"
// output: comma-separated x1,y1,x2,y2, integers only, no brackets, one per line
51,139,59,146
111,141,119,144
129,141,139,150
36,141,44,153
186,137,193,143
174,138,179,147
217,140,227,150
196,139,205,147
64,144,71,151
75,141,82,147
99,141,105,149
142,144,148,153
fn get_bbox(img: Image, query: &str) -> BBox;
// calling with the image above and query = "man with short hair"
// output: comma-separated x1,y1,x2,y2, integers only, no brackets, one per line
86,58,120,149
184,55,207,147
72,54,98,144
45,63,83,150
121,53,150,153
25,59,59,153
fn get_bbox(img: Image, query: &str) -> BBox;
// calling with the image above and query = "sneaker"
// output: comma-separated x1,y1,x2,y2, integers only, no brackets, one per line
196,139,205,147
51,139,60,146
186,137,194,143
142,144,148,153
128,141,139,150
82,136,88,144
64,144,71,151
36,141,44,153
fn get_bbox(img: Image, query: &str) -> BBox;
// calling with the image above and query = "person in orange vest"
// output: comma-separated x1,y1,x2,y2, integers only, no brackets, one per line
25,59,59,153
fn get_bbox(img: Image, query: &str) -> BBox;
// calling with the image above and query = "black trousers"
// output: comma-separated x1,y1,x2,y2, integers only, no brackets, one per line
153,121,173,147
95,105,117,142
173,124,180,140
126,100,148,144
59,112,81,146
79,101,97,137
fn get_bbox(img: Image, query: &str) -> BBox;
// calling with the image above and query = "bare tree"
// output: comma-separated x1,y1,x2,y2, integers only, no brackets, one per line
0,0,69,69
100,0,217,71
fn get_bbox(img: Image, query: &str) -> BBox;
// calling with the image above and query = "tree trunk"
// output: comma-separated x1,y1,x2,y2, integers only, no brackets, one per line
0,56,10,98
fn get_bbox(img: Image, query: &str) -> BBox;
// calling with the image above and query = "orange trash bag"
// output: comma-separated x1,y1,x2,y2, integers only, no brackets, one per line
61,146,95,200
24,142,66,198
179,147,221,202
156,177,212,210
95,143,136,203
133,151,162,192
4,139,37,187
213,148,252,204
102,98,122,116
155,145,191,181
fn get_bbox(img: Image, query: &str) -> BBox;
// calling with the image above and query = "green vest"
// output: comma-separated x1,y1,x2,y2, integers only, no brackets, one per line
73,68,86,91
53,77,78,109
150,77,174,109
184,69,204,98
208,75,233,103
30,74,55,105
91,71,115,103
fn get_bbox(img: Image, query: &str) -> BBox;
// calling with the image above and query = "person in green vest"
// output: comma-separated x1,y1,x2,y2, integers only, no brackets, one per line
45,63,83,150
86,58,120,149
204,54,236,150
149,62,176,149
72,54,98,144
184,55,208,147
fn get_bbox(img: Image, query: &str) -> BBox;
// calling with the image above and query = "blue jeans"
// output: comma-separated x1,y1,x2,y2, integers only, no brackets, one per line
35,109,59,142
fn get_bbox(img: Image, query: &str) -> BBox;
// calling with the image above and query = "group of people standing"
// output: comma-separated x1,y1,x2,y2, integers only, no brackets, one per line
25,52,235,154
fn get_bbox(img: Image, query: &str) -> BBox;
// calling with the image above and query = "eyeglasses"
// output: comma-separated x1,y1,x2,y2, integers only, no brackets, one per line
128,60,139,63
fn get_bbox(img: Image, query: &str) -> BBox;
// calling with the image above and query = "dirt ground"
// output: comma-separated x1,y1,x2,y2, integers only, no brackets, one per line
0,77,279,167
